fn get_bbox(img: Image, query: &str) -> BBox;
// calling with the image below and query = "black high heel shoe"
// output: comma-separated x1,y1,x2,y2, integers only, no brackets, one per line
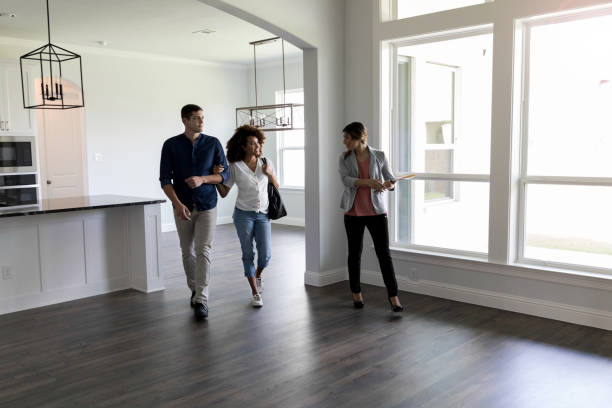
388,298,404,313
353,294,365,309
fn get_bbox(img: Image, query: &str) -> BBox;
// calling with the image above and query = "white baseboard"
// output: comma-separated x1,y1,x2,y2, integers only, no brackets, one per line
162,216,233,233
0,277,130,316
272,217,305,227
361,269,612,331
304,267,348,287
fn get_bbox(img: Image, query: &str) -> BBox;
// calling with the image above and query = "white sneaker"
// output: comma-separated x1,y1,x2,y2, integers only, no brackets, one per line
251,293,263,308
256,277,263,293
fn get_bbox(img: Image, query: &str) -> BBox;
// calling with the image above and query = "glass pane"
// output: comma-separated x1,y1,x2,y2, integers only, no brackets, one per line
0,142,33,167
425,180,454,201
0,174,36,186
395,180,489,252
426,121,453,144
292,104,304,128
282,149,305,188
527,15,612,177
425,149,453,173
280,131,304,149
397,32,492,174
0,187,38,207
283,90,304,104
276,89,304,129
524,184,612,269
396,0,491,20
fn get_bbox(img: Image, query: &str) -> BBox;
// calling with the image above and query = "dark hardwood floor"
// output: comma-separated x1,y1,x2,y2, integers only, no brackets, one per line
2,224,612,407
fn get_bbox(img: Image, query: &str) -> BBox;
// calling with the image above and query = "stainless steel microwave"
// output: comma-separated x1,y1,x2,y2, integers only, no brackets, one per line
0,136,37,173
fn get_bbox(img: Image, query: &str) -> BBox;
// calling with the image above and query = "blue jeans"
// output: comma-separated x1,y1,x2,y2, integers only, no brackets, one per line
233,207,271,278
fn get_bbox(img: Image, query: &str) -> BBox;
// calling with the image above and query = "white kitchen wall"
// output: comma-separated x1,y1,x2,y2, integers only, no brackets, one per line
0,37,248,230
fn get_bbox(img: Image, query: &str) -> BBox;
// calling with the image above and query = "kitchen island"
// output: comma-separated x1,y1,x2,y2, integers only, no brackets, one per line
0,195,165,315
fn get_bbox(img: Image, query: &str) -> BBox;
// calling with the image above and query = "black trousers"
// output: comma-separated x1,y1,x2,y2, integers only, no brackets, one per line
344,214,399,298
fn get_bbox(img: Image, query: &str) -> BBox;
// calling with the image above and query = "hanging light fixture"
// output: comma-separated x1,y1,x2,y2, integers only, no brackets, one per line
235,37,303,132
19,0,85,109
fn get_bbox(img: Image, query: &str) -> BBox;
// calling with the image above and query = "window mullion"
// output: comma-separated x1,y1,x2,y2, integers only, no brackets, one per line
524,176,612,186
487,18,516,264
515,23,531,265
396,172,489,182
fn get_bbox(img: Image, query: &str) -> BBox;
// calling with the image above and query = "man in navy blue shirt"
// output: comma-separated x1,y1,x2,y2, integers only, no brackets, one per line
160,104,229,320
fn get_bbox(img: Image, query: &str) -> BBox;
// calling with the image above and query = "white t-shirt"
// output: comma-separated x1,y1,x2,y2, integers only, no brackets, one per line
224,158,274,213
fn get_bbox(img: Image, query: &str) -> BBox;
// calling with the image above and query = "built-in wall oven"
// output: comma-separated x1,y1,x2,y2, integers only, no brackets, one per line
0,136,37,173
0,136,39,209
0,174,39,209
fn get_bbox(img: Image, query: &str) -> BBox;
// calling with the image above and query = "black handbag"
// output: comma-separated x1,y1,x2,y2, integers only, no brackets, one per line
262,157,287,220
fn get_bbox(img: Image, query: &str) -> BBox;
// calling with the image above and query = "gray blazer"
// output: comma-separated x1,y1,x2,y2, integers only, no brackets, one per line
338,146,396,214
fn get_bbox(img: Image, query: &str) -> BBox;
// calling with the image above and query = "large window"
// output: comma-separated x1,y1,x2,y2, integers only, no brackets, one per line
381,2,612,277
518,12,612,270
275,89,304,189
391,28,493,254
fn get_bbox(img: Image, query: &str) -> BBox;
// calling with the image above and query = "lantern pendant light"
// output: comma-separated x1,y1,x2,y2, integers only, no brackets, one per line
235,37,303,132
20,0,85,109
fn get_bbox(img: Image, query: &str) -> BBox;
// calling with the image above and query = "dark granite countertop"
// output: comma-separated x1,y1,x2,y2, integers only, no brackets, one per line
0,195,165,218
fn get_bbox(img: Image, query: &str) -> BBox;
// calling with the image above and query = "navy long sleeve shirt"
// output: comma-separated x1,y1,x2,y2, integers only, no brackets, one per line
159,133,229,211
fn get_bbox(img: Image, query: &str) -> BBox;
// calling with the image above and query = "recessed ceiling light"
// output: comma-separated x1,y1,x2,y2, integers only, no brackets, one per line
193,28,216,35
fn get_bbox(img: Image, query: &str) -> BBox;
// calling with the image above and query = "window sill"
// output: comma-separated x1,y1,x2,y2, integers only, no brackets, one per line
279,186,304,193
388,246,612,291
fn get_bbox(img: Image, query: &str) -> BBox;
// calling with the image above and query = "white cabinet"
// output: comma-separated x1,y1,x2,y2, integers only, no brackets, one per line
0,63,35,135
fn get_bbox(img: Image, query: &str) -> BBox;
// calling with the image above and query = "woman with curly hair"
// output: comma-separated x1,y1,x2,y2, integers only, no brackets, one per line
214,125,279,308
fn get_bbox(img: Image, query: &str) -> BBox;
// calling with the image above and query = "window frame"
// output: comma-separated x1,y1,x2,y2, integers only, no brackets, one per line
516,12,612,273
383,0,495,22
388,26,493,256
275,88,305,190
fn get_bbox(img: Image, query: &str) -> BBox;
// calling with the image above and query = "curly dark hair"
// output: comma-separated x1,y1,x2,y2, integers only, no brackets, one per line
226,125,266,163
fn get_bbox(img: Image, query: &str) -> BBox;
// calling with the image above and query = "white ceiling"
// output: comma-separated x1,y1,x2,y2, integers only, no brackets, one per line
0,0,301,64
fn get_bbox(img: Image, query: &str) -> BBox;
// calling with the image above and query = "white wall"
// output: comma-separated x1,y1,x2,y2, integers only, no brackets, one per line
82,52,248,229
345,0,375,138
247,58,305,226
343,0,612,330
0,37,248,230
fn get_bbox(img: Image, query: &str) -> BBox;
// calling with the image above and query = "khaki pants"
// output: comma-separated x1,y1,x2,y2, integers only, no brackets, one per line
174,207,217,304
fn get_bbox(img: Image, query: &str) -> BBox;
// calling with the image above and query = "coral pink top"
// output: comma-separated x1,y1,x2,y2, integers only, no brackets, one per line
346,156,378,216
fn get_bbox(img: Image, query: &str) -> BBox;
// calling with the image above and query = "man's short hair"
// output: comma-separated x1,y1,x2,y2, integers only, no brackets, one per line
181,104,203,119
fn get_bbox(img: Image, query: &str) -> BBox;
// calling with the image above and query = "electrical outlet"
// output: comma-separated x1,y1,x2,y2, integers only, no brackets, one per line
1,266,14,280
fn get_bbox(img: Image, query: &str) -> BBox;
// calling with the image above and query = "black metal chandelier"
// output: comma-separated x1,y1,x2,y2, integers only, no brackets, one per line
235,37,303,132
19,0,85,109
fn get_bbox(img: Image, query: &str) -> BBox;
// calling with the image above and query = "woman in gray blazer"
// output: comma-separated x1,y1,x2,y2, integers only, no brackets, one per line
338,122,403,312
